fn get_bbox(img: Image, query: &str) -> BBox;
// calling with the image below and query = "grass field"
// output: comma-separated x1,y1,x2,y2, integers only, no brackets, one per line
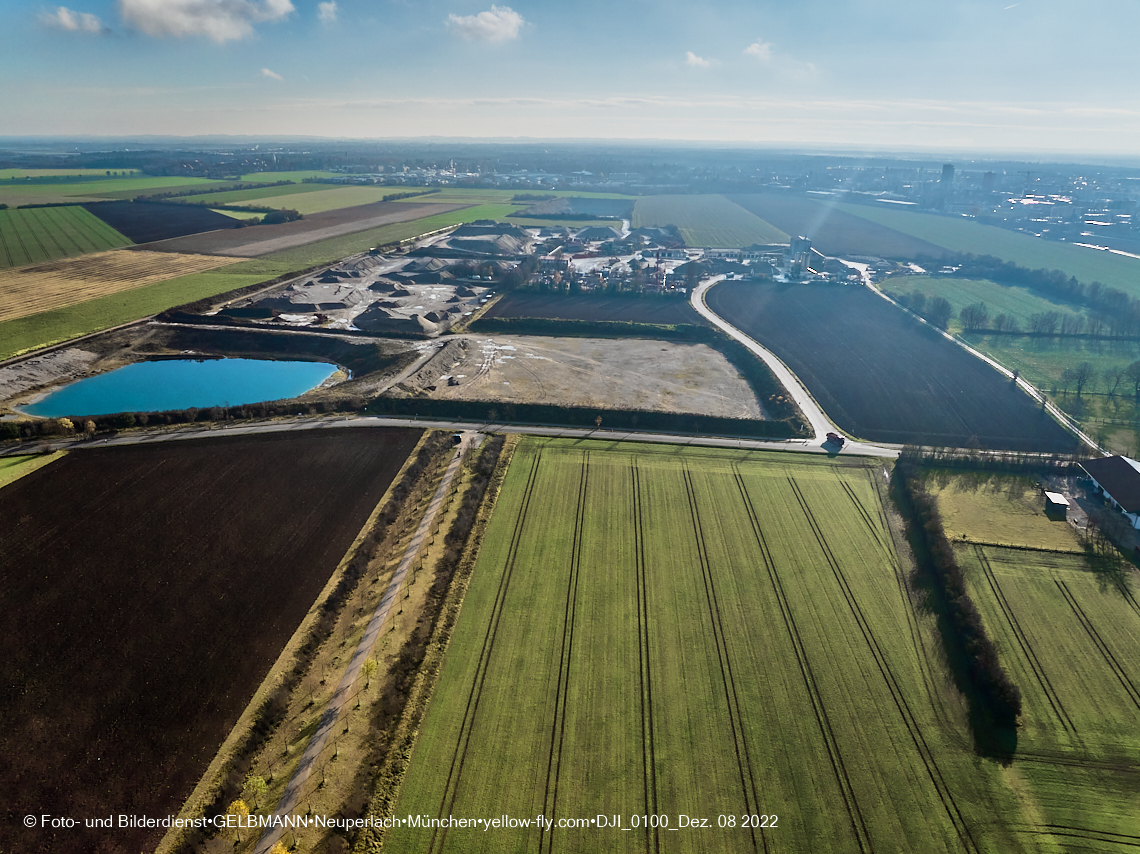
239,170,343,182
633,194,789,248
209,186,415,215
882,276,1085,335
386,439,1031,854
959,544,1140,844
0,205,130,269
0,168,140,179
928,472,1081,551
839,203,1140,298
0,452,66,488
729,194,948,259
172,182,335,207
0,249,243,324
0,176,221,206
0,257,293,360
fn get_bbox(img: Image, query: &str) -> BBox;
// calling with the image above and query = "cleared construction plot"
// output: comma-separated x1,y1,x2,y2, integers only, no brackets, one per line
0,205,130,269
405,335,764,418
0,249,242,323
960,544,1140,846
632,194,789,248
385,440,1024,854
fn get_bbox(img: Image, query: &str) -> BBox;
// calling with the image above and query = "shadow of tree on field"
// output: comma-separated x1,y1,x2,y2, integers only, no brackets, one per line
889,470,1019,765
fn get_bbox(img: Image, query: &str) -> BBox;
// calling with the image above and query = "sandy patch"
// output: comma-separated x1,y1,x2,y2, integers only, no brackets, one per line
406,335,766,419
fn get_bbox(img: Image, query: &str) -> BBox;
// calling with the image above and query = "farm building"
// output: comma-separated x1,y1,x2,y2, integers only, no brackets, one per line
1044,491,1070,513
1080,455,1140,527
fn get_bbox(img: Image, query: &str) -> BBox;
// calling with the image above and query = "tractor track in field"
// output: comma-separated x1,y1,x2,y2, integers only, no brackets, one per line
789,476,980,854
682,465,763,854
839,479,889,550
1055,578,1140,713
631,461,660,854
540,453,589,854
1014,824,1140,848
974,546,1076,734
732,467,869,854
428,449,543,854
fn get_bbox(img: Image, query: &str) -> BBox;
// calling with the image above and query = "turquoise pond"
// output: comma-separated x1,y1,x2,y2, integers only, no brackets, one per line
23,358,339,418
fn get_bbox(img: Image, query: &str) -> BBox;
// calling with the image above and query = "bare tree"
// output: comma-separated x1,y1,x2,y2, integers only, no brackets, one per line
1125,360,1140,398
959,302,990,331
1074,361,1096,397
1104,365,1126,397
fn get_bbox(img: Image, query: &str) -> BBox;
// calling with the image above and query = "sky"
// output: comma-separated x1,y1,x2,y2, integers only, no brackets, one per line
2,0,1139,156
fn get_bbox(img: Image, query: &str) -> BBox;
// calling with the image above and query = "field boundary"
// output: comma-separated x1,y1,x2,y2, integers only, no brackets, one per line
427,447,543,854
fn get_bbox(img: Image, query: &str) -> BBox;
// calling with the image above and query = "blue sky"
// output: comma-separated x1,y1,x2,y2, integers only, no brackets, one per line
2,0,1139,155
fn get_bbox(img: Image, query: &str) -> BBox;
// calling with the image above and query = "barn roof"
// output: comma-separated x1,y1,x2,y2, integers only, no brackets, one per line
1081,455,1140,513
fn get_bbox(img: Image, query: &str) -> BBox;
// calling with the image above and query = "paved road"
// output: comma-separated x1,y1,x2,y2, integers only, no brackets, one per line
253,431,476,854
692,279,898,459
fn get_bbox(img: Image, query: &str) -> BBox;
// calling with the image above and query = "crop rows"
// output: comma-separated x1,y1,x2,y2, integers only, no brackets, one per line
0,249,239,323
0,205,130,269
388,441,994,854
959,545,1140,845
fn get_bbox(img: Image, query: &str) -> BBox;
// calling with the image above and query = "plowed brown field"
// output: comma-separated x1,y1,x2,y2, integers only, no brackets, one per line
0,249,241,322
0,427,421,854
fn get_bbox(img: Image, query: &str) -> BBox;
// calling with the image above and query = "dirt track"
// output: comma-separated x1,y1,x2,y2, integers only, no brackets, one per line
137,201,470,257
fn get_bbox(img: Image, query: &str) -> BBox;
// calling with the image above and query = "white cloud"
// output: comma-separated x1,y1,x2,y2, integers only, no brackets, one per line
118,0,295,43
261,67,284,80
744,40,772,61
317,0,336,24
40,6,105,32
685,51,710,68
446,5,524,43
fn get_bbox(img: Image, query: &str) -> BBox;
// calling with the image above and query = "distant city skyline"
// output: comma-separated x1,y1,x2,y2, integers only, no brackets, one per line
2,0,1138,156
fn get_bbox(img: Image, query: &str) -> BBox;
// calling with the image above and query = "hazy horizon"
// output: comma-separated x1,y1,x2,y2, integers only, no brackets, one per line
2,0,1139,157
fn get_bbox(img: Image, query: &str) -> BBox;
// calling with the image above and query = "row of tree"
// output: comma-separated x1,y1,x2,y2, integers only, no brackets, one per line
893,450,1023,728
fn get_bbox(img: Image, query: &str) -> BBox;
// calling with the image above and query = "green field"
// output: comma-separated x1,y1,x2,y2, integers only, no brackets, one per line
256,203,518,267
882,276,1084,335
239,170,344,183
633,194,789,248
959,332,1140,452
928,472,1082,551
0,453,66,487
0,168,140,180
208,186,406,215
0,258,293,360
0,176,222,206
0,206,131,269
386,439,1035,854
960,544,1140,843
172,183,335,207
839,203,1140,298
